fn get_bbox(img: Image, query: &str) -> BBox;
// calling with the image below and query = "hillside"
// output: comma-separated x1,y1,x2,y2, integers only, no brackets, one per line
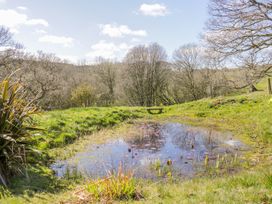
0,91,271,203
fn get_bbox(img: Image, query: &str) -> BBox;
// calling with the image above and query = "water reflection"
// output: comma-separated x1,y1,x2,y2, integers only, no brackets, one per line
51,123,244,179
127,123,165,152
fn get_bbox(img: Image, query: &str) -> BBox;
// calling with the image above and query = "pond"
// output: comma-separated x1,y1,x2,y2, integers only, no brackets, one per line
51,123,247,179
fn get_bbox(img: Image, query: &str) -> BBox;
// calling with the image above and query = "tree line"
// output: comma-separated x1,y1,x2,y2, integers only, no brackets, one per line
0,33,234,109
0,0,271,110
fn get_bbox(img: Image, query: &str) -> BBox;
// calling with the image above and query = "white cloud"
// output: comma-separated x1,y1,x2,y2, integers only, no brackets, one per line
25,19,48,27
99,24,147,38
17,6,27,11
131,38,141,43
139,3,168,16
58,55,79,64
0,9,48,33
35,29,47,34
38,35,74,47
86,40,132,62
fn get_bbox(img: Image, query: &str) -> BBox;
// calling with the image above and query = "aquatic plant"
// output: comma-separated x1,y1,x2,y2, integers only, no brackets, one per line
203,153,241,176
150,159,173,179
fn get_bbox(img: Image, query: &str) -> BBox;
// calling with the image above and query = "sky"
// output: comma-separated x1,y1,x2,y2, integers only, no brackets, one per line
0,0,209,64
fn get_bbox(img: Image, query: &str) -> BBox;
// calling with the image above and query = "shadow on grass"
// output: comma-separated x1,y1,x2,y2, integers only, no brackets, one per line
8,165,68,197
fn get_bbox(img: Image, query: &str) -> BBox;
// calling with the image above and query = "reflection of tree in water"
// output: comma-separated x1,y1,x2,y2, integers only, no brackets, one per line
172,129,198,150
127,123,165,152
172,128,217,151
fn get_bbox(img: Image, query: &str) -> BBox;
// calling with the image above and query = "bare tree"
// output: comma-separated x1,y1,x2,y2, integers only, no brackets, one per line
206,0,272,92
125,43,169,106
173,44,208,100
0,27,14,47
207,0,272,55
0,27,23,79
230,50,272,91
202,48,233,97
21,51,63,107
95,58,117,105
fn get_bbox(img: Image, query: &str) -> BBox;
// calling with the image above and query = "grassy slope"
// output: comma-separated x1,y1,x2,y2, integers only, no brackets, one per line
1,92,272,203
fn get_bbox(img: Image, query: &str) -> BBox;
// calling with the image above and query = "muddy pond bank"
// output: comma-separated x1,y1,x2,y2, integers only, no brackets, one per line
51,123,248,179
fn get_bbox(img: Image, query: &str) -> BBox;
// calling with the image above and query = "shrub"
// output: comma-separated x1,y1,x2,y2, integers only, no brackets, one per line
71,84,96,107
0,79,38,186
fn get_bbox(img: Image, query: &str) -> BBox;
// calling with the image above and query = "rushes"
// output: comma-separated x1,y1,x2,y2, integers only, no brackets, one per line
204,153,240,176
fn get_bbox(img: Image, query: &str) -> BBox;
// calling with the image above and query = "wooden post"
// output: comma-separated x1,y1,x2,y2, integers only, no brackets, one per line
268,78,272,95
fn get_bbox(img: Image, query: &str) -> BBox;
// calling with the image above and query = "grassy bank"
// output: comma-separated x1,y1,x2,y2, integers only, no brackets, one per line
1,92,272,203
32,107,145,150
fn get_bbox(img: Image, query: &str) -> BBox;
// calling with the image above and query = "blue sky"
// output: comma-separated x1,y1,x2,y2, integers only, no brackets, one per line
0,0,209,63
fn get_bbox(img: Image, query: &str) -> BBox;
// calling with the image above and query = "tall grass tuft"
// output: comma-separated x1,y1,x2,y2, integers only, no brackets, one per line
0,79,38,186
81,164,142,202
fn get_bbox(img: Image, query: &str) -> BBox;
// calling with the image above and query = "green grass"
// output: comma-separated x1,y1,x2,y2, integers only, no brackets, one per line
32,107,145,150
1,91,272,203
134,169,272,204
256,77,269,91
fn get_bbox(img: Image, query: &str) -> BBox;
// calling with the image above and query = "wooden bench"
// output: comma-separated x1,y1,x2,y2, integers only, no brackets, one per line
146,107,164,114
